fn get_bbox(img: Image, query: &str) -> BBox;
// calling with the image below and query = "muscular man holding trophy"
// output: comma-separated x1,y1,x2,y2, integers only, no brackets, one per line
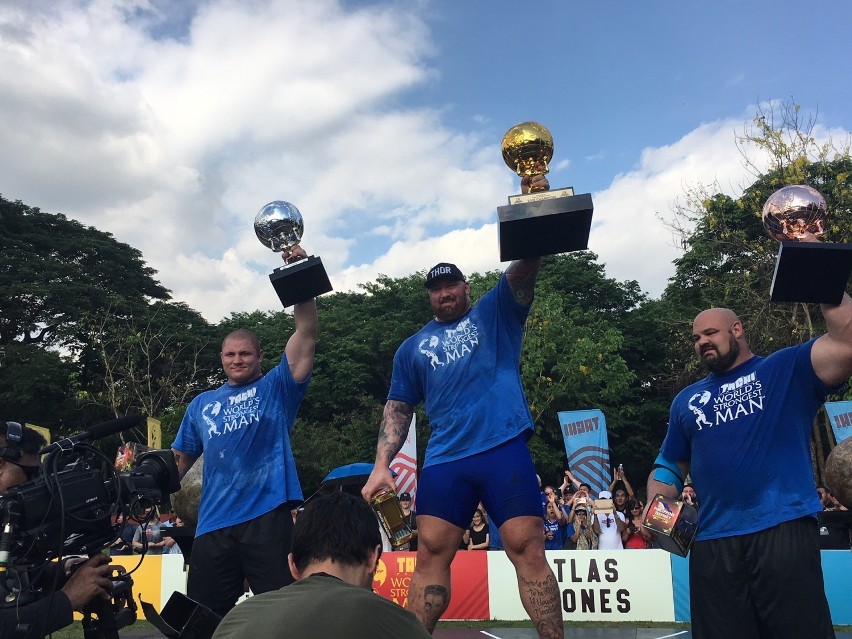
645,185,852,638
362,123,587,639
172,201,321,618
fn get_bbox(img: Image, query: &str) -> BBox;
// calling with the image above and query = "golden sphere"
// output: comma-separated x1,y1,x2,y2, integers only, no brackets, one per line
501,121,554,177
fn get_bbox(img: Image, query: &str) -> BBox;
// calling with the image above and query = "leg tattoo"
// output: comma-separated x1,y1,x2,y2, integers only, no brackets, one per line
420,584,449,633
519,573,563,639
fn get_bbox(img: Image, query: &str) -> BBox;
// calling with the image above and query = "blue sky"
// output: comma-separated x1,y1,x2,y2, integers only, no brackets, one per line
2,0,852,320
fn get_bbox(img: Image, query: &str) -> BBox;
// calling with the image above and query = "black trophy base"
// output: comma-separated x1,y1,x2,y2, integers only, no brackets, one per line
497,192,593,261
141,591,222,639
269,255,333,307
770,242,852,305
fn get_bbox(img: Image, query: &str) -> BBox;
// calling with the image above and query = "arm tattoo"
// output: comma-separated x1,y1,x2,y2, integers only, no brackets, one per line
377,400,413,463
506,258,541,306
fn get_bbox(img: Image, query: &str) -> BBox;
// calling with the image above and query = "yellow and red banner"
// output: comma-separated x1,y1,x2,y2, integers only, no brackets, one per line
372,551,489,619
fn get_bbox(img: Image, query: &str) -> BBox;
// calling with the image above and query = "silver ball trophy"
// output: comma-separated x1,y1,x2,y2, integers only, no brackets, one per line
762,185,852,304
496,121,594,261
254,200,332,307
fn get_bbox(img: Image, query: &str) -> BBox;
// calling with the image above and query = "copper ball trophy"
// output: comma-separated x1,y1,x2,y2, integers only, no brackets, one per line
254,201,332,307
497,122,594,261
763,185,852,304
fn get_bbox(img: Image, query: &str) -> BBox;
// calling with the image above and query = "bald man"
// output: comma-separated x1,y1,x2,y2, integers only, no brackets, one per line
646,299,852,639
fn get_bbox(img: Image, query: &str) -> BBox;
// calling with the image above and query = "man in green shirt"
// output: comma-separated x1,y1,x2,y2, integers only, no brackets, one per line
212,491,430,638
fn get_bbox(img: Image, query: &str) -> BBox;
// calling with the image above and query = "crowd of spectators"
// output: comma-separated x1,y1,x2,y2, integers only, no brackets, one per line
442,469,655,552
110,507,185,556
439,466,678,552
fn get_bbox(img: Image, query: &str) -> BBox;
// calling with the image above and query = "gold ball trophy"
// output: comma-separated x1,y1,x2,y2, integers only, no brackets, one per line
254,200,333,307
762,184,852,304
497,122,594,260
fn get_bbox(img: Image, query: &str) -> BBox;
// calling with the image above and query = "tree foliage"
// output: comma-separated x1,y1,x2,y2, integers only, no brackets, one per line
74,301,219,442
0,196,169,348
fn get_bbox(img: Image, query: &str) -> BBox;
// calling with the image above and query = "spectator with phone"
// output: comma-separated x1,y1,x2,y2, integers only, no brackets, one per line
570,504,599,550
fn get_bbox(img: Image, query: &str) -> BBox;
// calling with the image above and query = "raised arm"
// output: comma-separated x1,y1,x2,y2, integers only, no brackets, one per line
564,469,581,491
282,246,318,383
621,471,636,499
811,292,852,387
285,298,318,382
504,174,547,306
361,400,414,501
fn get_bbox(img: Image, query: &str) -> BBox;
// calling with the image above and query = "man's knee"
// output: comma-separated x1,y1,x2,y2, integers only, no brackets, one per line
501,519,547,563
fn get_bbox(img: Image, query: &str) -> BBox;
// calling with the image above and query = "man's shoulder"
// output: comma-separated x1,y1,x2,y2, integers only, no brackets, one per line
764,339,814,363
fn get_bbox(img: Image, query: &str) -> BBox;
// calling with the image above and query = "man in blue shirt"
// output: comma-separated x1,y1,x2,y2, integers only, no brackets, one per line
646,283,852,638
173,245,318,619
362,174,562,639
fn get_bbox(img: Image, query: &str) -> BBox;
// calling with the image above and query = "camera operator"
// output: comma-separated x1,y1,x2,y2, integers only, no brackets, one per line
1,421,114,638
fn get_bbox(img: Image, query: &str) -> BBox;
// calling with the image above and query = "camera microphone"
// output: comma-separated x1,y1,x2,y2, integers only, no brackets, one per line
39,415,146,455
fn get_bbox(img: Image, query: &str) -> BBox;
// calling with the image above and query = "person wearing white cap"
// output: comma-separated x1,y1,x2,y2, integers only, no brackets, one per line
594,490,626,550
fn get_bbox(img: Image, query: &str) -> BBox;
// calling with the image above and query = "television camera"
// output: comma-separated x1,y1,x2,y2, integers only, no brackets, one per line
0,415,181,639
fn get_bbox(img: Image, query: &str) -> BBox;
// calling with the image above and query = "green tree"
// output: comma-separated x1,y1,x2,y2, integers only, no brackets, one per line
524,254,662,486
74,301,219,445
0,196,169,349
0,343,75,426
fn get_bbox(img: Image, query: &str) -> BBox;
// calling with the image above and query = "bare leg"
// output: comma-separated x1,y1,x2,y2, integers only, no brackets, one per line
406,515,464,633
500,515,564,639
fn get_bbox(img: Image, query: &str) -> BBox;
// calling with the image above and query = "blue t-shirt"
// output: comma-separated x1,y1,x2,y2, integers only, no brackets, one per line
173,353,310,537
388,275,534,467
661,339,833,541
543,517,565,550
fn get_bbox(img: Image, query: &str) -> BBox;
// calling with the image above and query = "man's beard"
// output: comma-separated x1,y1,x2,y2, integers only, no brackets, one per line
701,333,740,372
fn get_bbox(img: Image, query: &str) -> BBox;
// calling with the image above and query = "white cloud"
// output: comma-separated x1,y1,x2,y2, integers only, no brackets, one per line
2,3,849,322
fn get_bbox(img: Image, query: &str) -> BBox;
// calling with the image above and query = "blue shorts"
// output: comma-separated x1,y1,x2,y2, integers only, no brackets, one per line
416,435,541,529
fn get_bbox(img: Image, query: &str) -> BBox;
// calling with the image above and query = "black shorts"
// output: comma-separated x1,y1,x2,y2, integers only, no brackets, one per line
689,516,835,639
187,503,295,618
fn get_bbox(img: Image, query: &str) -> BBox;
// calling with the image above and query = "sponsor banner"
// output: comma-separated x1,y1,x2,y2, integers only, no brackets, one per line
95,552,852,625
373,551,489,620
557,409,611,496
488,550,674,622
824,401,852,443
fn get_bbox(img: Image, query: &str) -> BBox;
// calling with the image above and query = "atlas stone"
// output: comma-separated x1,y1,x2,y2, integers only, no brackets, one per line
825,438,852,508
172,456,203,528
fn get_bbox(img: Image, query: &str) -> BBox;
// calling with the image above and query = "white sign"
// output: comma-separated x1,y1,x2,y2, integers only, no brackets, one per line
487,550,675,622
